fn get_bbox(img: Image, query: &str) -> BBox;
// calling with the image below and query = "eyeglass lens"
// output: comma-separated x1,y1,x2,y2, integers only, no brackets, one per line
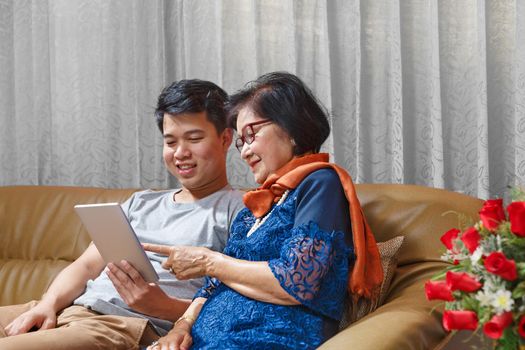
235,120,271,152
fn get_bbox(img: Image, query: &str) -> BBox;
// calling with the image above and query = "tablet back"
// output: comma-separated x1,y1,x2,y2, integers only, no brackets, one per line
74,203,159,282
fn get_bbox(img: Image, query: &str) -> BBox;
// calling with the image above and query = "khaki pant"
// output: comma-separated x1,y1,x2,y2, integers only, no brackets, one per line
0,301,159,350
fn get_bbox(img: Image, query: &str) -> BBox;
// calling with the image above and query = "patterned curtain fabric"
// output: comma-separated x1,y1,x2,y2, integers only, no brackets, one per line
0,0,524,199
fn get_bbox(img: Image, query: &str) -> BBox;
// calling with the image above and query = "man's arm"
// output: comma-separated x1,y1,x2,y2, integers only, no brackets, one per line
5,244,105,335
41,243,105,311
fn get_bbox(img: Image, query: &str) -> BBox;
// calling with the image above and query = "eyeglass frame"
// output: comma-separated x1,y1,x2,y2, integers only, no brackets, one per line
235,119,273,152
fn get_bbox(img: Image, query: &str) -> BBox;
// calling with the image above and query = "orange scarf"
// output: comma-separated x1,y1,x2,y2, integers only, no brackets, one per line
243,153,383,299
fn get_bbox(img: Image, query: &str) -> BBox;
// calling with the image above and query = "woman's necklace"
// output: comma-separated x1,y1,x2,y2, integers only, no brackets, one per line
246,190,290,237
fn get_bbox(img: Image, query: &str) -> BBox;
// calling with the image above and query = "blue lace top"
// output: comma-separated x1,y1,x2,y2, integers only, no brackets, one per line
191,169,354,349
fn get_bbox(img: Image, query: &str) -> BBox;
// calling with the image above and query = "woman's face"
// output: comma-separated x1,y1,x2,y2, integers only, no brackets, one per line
236,107,295,184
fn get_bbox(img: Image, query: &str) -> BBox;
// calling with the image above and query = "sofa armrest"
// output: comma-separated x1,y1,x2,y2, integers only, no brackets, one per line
319,262,448,350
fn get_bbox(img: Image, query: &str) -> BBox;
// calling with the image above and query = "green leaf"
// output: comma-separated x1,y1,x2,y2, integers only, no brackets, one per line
494,328,520,350
460,294,479,311
512,281,525,298
431,264,464,281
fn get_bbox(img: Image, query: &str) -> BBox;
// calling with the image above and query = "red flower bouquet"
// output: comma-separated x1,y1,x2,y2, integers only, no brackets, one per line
425,188,525,349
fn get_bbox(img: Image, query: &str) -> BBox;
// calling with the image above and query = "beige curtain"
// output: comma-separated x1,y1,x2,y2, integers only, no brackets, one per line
1,0,524,199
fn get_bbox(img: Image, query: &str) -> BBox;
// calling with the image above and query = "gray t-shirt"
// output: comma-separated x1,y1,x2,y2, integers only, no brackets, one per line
74,185,244,334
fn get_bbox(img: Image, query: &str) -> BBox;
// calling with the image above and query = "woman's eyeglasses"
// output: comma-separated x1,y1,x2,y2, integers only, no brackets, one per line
235,119,272,152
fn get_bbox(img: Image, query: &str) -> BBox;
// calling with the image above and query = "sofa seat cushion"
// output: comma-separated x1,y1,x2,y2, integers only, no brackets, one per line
322,261,448,350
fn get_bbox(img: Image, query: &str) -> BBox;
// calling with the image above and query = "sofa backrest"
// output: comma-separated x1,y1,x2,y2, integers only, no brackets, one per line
0,186,138,306
355,183,483,265
1,183,484,307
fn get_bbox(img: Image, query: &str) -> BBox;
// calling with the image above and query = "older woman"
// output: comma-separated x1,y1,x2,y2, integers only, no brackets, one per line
145,72,382,350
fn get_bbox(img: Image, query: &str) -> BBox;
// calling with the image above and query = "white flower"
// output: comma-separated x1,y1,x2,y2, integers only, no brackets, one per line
490,289,514,314
475,290,492,307
470,247,483,264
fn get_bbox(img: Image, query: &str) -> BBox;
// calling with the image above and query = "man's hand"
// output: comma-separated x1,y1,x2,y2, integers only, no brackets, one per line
142,244,215,280
4,302,57,336
106,260,186,321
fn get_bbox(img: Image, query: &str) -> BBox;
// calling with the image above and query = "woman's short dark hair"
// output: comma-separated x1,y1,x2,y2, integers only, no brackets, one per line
155,79,228,134
227,72,330,155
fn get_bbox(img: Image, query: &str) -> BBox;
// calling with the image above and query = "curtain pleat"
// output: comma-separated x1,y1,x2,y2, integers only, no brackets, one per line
0,0,523,199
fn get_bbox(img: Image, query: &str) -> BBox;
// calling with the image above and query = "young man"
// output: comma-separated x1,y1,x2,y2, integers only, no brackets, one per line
0,80,244,349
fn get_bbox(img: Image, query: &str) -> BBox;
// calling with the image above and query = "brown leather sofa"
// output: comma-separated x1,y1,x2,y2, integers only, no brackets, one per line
0,186,137,306
0,184,484,349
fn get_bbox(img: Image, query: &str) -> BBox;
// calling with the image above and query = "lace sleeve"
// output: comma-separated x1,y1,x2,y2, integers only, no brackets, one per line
268,222,349,306
194,276,221,299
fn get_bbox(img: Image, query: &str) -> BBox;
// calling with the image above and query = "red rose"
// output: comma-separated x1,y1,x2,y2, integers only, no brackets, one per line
484,252,518,281
425,281,454,301
460,227,481,253
443,310,478,331
507,202,525,237
479,199,506,231
483,312,513,339
441,228,460,250
446,271,482,292
519,315,525,338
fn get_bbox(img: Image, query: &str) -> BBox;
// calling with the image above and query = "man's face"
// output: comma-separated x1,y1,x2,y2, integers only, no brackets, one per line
162,112,232,193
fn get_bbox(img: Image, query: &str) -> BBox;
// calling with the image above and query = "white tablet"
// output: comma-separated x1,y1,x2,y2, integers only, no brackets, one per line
74,203,159,283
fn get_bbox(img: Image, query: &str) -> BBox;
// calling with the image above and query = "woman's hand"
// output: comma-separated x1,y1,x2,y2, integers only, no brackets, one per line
148,328,193,350
147,320,193,350
143,244,217,280
144,244,298,305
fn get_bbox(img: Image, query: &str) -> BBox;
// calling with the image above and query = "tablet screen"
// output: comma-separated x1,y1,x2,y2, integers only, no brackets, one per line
74,203,159,283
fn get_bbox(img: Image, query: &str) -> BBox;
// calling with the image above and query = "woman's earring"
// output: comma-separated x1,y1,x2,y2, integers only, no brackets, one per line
290,139,296,146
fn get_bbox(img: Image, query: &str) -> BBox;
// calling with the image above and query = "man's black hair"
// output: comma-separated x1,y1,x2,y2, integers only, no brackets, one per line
155,79,228,134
